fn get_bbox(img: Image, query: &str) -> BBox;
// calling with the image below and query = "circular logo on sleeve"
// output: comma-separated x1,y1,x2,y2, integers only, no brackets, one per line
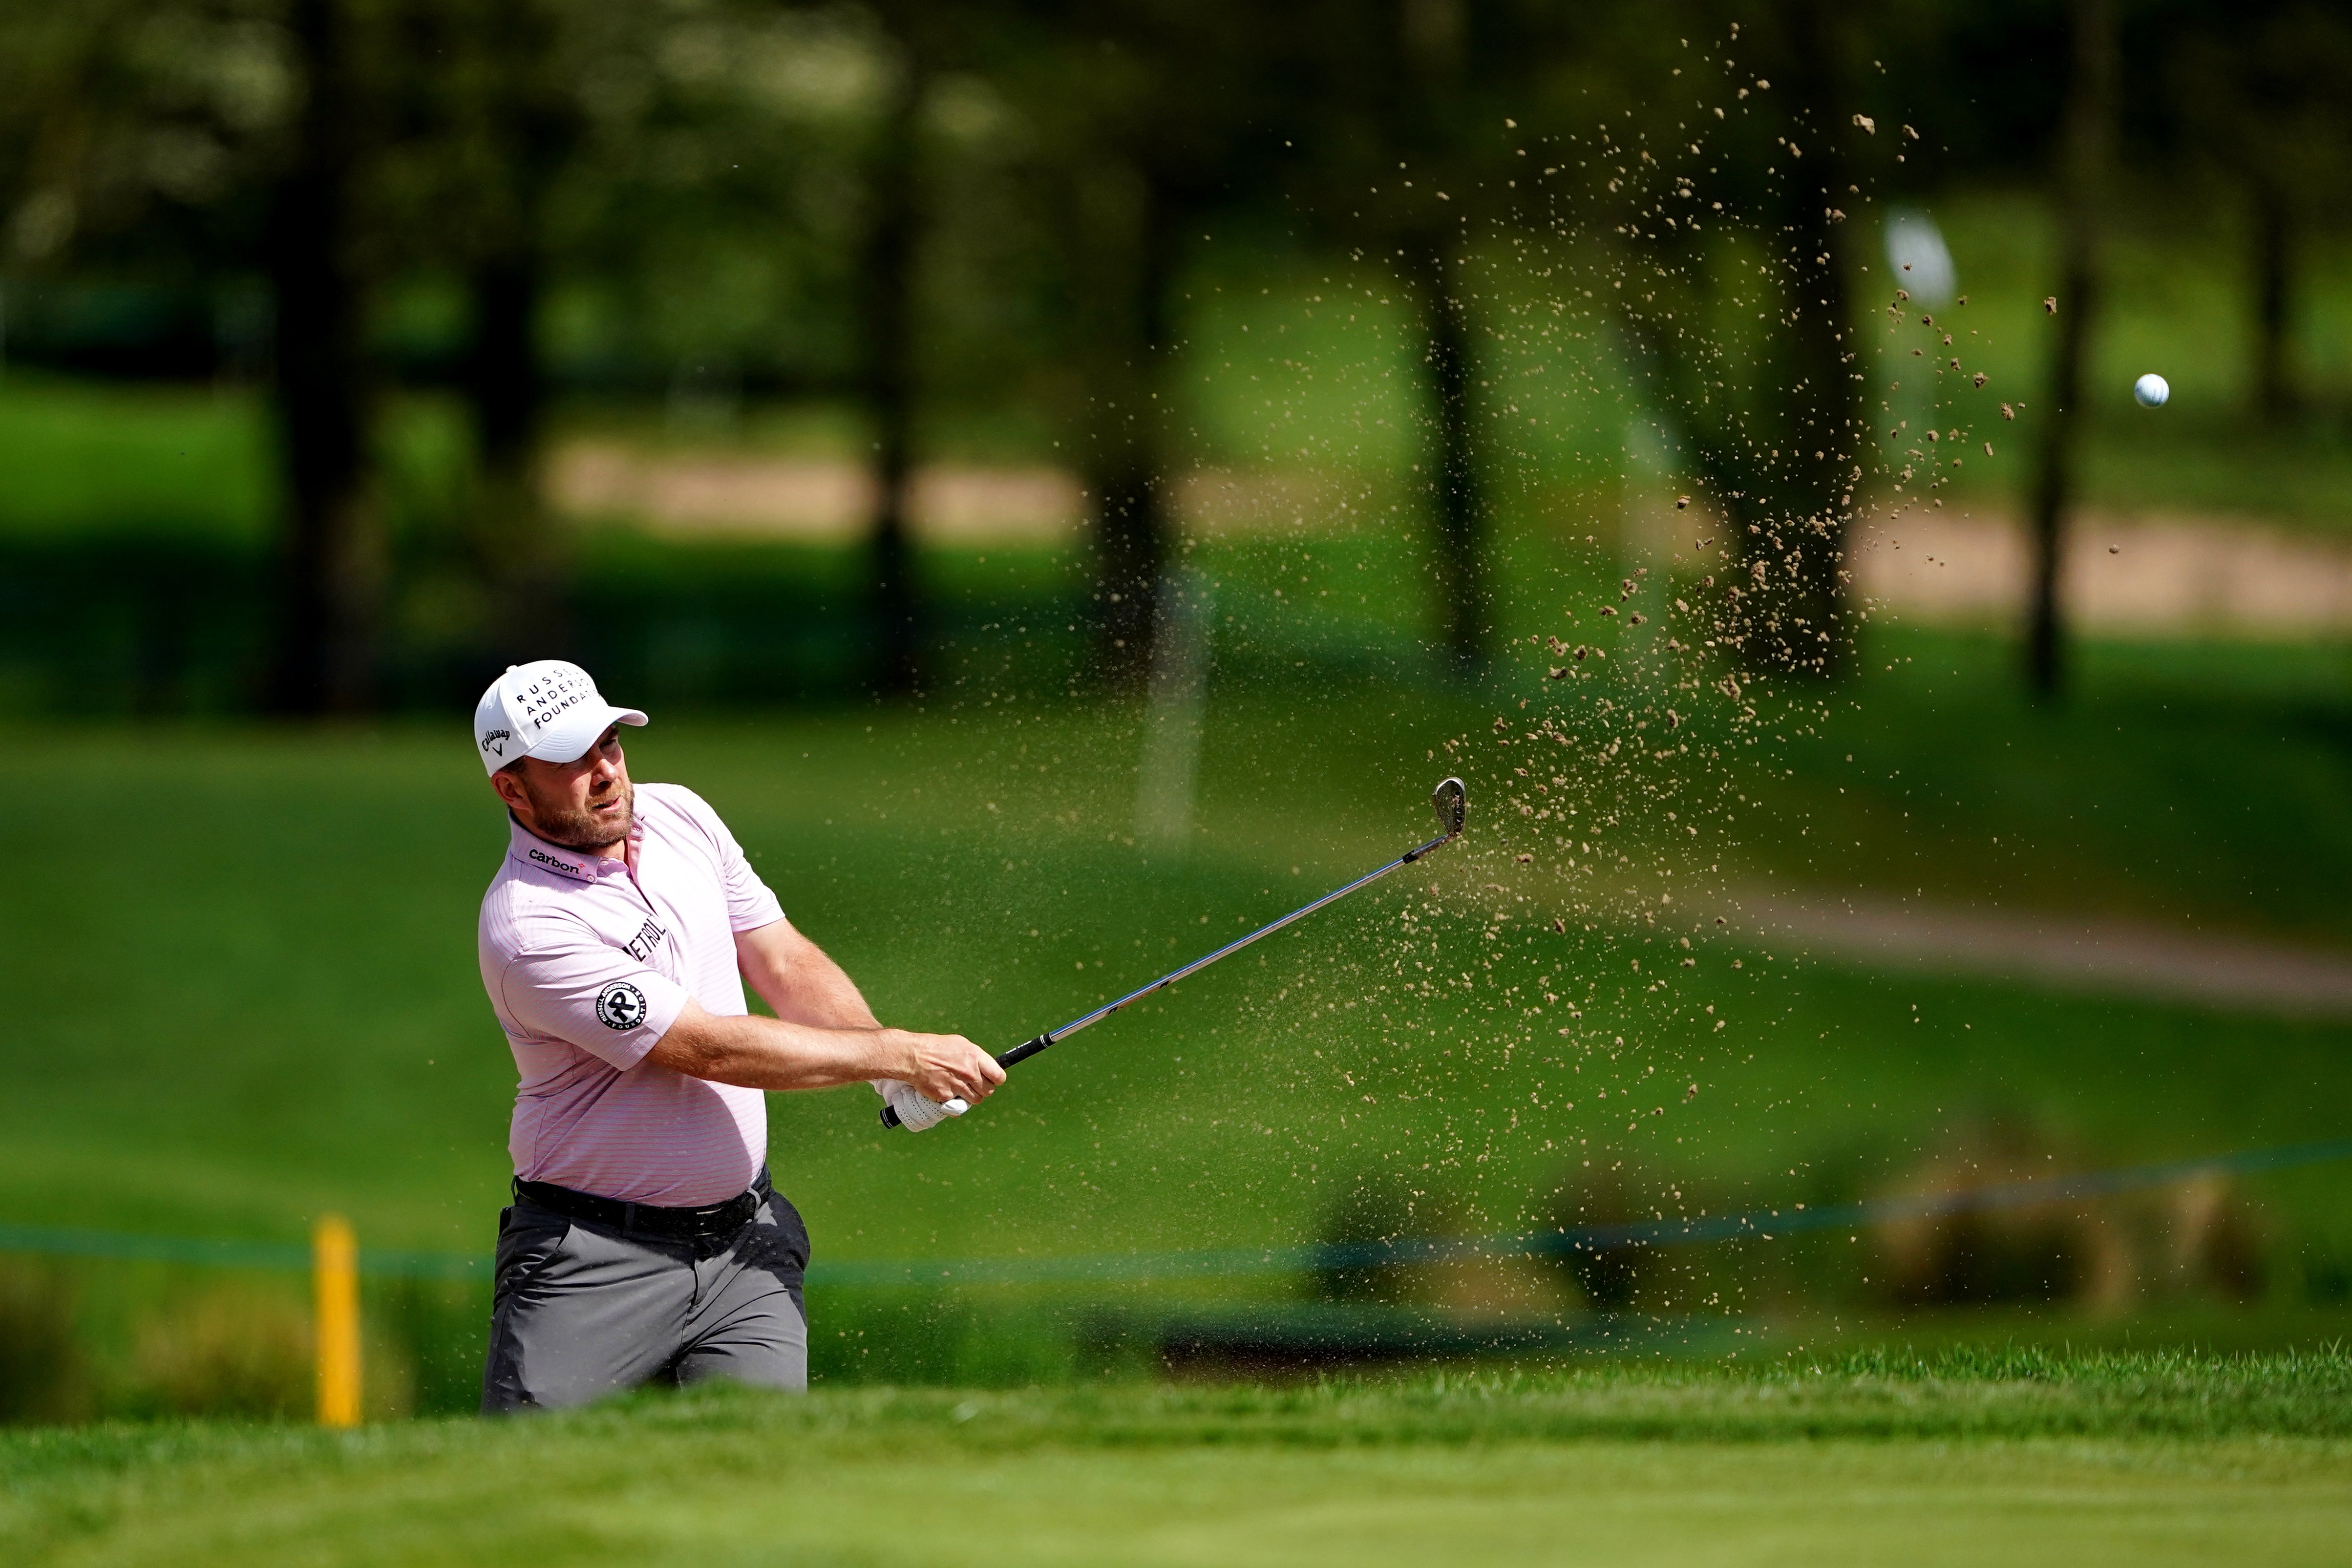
595,981,649,1032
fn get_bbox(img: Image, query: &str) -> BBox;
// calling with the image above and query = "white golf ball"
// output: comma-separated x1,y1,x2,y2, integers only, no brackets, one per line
2133,373,2169,408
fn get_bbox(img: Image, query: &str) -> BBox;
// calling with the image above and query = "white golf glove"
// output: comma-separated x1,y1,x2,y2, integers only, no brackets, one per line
878,1079,969,1132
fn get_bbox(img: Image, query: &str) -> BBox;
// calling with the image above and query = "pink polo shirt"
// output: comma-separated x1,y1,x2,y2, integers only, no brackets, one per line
477,782,784,1207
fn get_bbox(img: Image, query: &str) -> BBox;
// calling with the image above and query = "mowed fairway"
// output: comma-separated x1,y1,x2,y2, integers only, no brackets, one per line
9,642,2352,1272
8,1362,2352,1568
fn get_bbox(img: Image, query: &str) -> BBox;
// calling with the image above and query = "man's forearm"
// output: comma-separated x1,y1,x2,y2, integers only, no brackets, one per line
647,1006,908,1093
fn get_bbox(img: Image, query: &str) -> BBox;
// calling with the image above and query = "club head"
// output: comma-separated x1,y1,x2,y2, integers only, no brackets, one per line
1431,777,1467,839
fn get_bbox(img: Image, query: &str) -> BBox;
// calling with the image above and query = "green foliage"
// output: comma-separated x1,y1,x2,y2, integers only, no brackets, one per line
374,1277,489,1418
808,1291,1114,1389
0,1263,86,1425
1310,1173,1455,1305
123,1286,309,1421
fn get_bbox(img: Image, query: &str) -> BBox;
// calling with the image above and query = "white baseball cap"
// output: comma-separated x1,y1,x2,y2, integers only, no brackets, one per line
472,659,647,776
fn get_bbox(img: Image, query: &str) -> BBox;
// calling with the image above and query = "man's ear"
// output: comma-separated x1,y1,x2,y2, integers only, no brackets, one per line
491,768,532,816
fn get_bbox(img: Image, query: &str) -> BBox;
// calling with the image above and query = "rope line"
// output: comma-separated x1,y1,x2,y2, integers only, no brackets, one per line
2,1135,2346,1287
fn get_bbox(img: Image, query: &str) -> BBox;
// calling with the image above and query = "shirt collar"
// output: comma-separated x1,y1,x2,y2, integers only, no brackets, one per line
507,815,635,887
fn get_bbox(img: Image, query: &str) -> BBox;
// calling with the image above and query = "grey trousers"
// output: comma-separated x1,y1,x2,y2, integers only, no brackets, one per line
481,1186,810,1413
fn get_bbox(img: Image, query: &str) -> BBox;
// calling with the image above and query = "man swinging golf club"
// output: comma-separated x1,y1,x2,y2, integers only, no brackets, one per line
472,659,1002,1411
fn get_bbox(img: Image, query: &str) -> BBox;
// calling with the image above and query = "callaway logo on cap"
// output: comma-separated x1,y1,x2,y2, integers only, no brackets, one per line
471,659,648,776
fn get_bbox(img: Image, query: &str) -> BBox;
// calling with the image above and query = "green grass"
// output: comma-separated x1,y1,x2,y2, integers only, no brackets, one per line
7,626,2352,1268
7,1355,2352,1566
0,375,270,544
1741,630,2352,944
7,336,2352,1405
12,627,2352,1422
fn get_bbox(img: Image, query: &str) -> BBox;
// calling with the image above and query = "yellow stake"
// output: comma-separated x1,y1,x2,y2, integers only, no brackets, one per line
313,1213,361,1427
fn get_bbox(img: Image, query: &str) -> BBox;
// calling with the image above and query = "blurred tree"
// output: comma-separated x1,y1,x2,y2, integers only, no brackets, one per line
0,0,401,710
1415,237,1488,672
1067,149,1175,692
1729,0,1867,679
536,4,875,409
0,9,112,283
21,0,2331,715
998,5,1270,693
0,0,295,301
2026,0,2116,699
445,0,578,666
266,0,383,713
2163,0,2352,421
1265,0,1513,676
1591,2,1871,679
401,0,892,689
1400,0,1493,676
859,4,925,697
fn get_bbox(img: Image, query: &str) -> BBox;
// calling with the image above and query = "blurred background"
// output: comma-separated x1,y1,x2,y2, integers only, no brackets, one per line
4,0,2352,1422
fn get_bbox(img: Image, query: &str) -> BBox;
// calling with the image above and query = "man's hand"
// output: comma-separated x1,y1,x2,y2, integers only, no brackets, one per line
895,1031,1006,1106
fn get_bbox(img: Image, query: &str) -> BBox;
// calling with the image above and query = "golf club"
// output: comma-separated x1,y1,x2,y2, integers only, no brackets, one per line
881,777,1469,1130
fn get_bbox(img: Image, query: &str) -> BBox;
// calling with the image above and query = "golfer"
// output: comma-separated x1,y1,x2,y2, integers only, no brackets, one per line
471,659,1002,1411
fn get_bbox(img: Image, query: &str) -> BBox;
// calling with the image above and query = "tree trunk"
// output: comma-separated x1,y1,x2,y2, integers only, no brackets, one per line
1088,426,1168,694
1742,174,1859,678
465,255,558,660
1078,167,1173,694
1412,242,1487,672
266,0,378,715
2250,179,2295,420
462,0,566,668
1694,0,1863,679
2027,0,2117,699
860,48,923,697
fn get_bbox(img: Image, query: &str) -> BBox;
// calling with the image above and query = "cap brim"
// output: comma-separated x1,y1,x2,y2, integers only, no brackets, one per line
527,701,648,766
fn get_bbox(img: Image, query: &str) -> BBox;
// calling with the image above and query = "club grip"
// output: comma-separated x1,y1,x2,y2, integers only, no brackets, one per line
997,1032,1055,1069
878,1034,1052,1130
876,1082,968,1131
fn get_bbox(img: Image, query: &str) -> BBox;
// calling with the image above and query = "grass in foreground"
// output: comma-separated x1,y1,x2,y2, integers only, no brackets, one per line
6,1352,2352,1568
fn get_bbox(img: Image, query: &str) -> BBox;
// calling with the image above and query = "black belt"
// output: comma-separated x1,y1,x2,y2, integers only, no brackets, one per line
513,1167,770,1241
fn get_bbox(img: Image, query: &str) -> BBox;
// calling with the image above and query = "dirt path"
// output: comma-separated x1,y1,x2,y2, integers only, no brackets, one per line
1724,887,2352,1018
555,442,2352,636
1848,506,2352,636
547,445,1336,545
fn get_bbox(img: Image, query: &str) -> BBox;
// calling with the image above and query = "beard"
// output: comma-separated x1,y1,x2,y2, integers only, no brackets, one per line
525,774,635,852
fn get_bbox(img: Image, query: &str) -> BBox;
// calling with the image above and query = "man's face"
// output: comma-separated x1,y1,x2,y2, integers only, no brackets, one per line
494,726,634,851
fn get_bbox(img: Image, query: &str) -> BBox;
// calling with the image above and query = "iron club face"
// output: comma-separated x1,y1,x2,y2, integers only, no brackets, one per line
1432,776,1467,839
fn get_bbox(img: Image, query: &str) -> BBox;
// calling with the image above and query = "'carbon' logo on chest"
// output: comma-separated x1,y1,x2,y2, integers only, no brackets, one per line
595,980,649,1032
622,919,668,963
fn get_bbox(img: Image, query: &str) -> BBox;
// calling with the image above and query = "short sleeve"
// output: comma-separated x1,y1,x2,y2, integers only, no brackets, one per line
497,926,691,1070
720,834,785,933
673,787,784,933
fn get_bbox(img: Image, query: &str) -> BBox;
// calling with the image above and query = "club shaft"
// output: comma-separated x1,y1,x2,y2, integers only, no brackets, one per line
999,827,1457,1068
